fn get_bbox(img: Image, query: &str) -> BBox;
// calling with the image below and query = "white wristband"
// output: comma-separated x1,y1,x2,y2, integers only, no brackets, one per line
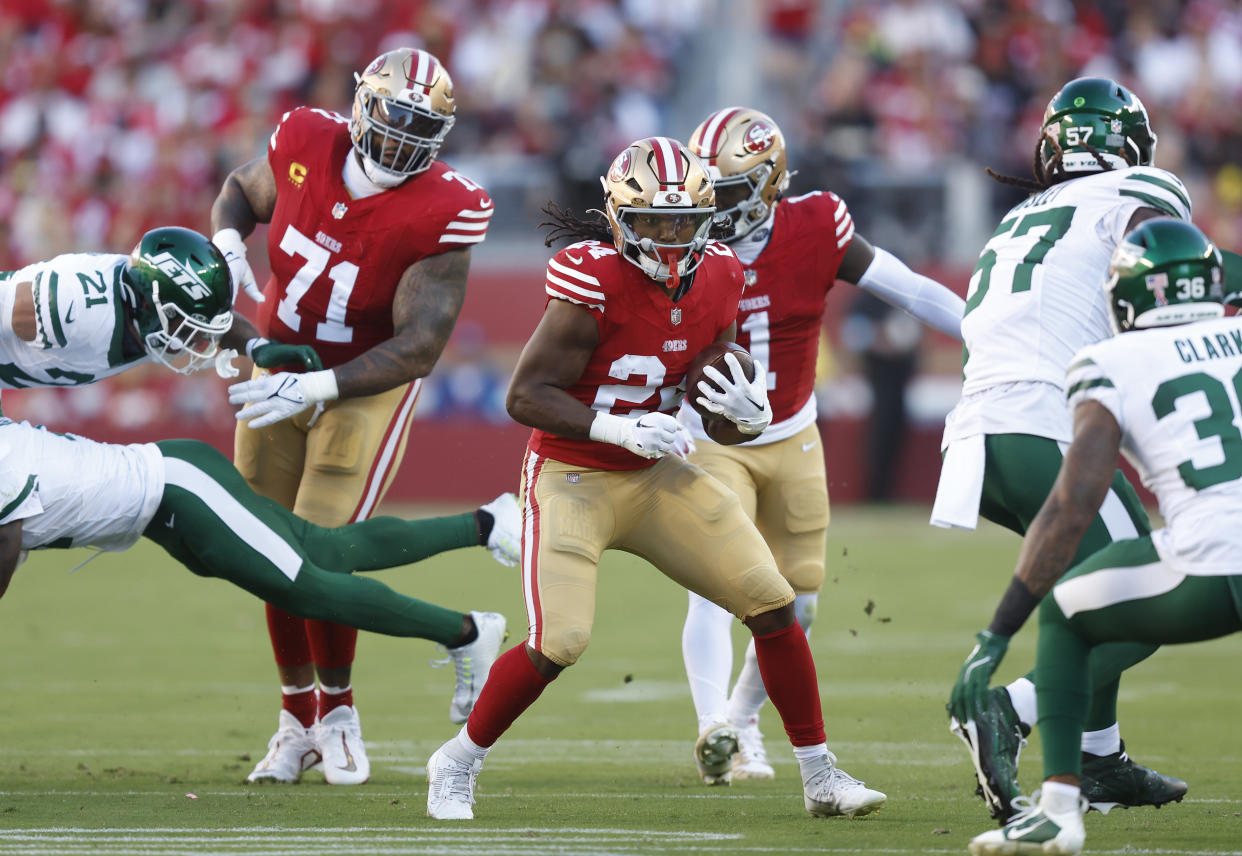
299,369,340,403
589,411,629,447
245,337,269,360
212,227,247,257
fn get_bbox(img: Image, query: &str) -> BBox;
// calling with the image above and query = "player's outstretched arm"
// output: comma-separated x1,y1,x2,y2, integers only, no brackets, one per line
838,233,965,340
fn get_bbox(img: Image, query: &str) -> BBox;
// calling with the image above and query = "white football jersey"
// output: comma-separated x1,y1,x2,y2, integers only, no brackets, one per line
0,253,147,389
943,166,1197,447
1069,316,1242,573
0,418,164,551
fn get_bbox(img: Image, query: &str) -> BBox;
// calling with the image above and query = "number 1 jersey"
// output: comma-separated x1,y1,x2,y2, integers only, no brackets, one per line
258,107,493,368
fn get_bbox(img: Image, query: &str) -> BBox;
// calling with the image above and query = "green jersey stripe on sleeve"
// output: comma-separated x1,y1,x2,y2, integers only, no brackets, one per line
1118,189,1181,219
0,474,37,520
47,272,66,348
1126,172,1192,214
1068,356,1098,373
1067,377,1115,398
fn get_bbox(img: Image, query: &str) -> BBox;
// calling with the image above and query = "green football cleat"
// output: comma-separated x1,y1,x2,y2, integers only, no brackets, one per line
951,686,1030,822
1080,741,1187,814
968,790,1087,856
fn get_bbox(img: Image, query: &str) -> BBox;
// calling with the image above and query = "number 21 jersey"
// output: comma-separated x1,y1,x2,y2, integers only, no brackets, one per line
259,107,493,368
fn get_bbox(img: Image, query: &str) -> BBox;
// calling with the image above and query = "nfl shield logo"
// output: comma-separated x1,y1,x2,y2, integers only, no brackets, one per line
566,473,580,484
671,308,682,325
332,202,348,219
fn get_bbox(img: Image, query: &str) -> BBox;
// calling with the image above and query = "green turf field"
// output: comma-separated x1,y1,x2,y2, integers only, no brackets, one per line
0,505,1237,855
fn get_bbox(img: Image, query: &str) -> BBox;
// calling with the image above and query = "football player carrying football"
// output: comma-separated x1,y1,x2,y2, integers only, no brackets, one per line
0,225,318,388
212,48,516,785
964,220,1237,856
677,107,965,785
423,136,886,822
937,78,1189,821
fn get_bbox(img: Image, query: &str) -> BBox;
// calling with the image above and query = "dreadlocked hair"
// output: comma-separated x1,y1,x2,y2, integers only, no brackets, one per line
538,202,612,247
986,134,1119,193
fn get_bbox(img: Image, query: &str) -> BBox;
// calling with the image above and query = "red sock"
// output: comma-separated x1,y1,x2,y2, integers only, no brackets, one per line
307,620,358,668
281,686,318,728
464,643,556,748
753,622,826,747
318,685,354,718
266,603,312,667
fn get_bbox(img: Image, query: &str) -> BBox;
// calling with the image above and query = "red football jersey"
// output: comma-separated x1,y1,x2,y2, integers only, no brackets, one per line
735,190,853,421
258,107,493,368
530,240,746,471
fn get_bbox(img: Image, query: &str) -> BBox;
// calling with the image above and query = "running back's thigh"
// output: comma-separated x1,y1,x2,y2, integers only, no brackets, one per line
614,456,793,621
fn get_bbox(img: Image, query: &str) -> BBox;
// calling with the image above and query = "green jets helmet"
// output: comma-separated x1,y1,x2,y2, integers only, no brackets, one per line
1039,77,1157,181
123,227,234,374
1105,218,1225,334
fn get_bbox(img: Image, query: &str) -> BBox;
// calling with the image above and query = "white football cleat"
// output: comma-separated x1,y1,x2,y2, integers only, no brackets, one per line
732,716,775,780
969,789,1087,856
315,704,370,785
481,492,521,567
246,709,321,783
426,740,482,820
446,611,507,724
803,750,886,818
694,722,739,786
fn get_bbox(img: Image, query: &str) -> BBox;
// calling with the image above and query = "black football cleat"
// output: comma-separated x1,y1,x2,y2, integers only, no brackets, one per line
1080,741,1187,814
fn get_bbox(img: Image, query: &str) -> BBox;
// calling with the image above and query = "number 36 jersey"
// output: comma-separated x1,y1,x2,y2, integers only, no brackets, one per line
1069,316,1242,573
258,107,493,369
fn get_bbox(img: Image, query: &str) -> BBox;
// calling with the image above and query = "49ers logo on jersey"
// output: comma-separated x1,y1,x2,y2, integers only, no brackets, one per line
608,149,632,183
743,122,776,154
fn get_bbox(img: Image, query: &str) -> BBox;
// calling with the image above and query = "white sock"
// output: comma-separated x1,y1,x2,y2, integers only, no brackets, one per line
280,683,316,695
1040,779,1082,815
319,683,351,696
1080,723,1121,756
1005,676,1037,727
453,726,490,762
793,743,830,781
683,591,736,729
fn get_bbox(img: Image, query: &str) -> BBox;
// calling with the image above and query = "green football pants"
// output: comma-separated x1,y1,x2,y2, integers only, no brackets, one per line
1036,535,1242,776
981,433,1155,730
143,439,476,645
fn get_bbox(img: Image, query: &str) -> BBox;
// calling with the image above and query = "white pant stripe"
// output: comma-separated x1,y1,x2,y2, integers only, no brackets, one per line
163,458,303,581
1053,561,1183,619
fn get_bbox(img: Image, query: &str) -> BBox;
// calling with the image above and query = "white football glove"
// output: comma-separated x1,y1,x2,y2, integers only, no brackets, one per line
230,369,339,429
590,411,695,460
695,353,772,435
212,227,263,304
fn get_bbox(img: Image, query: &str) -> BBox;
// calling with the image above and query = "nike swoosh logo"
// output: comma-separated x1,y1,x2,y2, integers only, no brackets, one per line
64,304,76,324
335,733,357,772
801,442,816,452
565,253,583,264
164,513,175,529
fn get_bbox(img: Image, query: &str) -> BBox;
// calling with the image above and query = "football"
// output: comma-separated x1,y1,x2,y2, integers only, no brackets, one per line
684,342,757,422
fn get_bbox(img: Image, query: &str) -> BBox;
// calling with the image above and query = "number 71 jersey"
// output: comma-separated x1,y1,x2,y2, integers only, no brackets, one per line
258,107,493,368
960,165,1191,397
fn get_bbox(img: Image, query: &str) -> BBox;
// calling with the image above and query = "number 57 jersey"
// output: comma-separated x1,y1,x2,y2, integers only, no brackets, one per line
960,165,1191,399
258,107,493,369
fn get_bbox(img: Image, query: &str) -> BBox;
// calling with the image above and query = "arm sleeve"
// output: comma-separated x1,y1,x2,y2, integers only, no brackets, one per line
1066,350,1122,424
855,247,965,340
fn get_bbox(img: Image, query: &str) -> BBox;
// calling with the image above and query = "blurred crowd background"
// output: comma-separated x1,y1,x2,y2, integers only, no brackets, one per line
2,0,1240,500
